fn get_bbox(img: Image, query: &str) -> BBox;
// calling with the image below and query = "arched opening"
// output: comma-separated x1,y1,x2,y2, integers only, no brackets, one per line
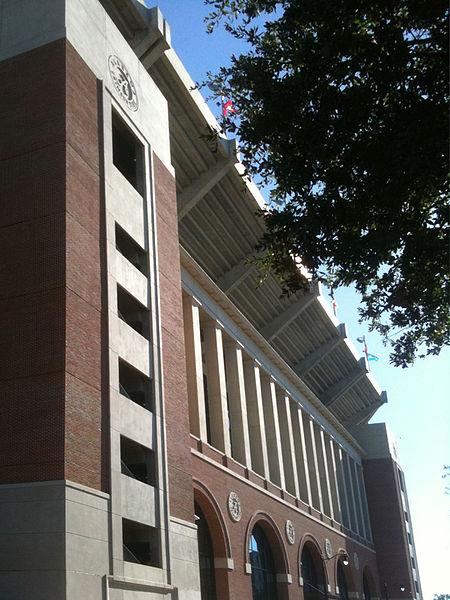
337,561,349,600
249,523,278,600
195,501,217,600
301,542,326,600
363,572,371,600
362,567,376,600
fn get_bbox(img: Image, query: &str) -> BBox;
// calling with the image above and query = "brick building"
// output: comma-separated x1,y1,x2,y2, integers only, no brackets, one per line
0,1,423,599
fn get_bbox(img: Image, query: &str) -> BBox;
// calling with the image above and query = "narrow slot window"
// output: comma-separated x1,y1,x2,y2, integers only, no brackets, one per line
122,518,160,567
112,110,144,195
117,285,150,340
121,436,155,486
119,359,153,411
115,223,148,276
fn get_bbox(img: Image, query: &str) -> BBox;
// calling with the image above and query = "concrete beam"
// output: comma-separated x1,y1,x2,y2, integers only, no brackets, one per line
260,283,319,341
322,358,368,408
342,392,387,426
178,138,238,220
293,323,347,377
216,249,264,294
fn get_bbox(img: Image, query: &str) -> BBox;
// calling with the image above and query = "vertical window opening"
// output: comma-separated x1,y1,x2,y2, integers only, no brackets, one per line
119,359,153,411
112,110,144,195
122,518,160,567
120,436,155,486
195,502,217,600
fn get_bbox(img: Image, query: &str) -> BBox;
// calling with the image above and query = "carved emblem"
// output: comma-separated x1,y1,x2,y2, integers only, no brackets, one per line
285,520,295,545
325,538,333,559
227,491,242,522
108,55,138,111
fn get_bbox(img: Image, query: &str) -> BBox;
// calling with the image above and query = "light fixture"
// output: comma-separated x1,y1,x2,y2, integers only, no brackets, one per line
342,553,349,566
400,586,406,592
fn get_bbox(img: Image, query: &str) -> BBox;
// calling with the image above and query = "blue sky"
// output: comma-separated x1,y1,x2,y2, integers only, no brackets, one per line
149,2,450,596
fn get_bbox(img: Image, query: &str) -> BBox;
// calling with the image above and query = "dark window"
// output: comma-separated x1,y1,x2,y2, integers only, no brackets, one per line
398,468,405,492
115,223,148,276
404,511,409,522
117,285,150,340
112,111,144,194
203,374,212,445
301,546,324,600
407,533,412,545
119,359,153,411
411,556,416,569
122,518,160,567
121,436,155,486
249,524,278,600
363,573,371,600
337,562,349,600
195,502,217,600
414,581,419,593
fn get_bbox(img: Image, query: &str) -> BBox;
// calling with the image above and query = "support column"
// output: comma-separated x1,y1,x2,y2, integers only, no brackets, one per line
260,375,285,488
243,359,269,479
290,403,312,505
344,452,360,534
276,392,300,498
335,445,351,529
302,415,323,512
314,424,333,518
223,340,252,468
356,464,373,541
325,434,341,523
202,319,231,455
182,295,207,441
352,460,367,539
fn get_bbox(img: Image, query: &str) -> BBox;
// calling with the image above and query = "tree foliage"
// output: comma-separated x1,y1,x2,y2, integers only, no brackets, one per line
205,0,449,366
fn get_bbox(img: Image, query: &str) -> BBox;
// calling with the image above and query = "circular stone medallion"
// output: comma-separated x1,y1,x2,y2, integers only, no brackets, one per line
108,55,139,111
285,520,295,545
324,538,333,559
227,491,242,522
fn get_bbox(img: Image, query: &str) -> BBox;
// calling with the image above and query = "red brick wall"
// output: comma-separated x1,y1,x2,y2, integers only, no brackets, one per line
0,40,67,484
0,40,109,491
192,448,380,600
153,153,194,523
363,457,414,597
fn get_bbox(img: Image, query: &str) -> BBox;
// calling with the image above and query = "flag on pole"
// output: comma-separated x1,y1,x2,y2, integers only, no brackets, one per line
222,100,237,117
356,336,369,362
330,289,338,316
367,353,379,362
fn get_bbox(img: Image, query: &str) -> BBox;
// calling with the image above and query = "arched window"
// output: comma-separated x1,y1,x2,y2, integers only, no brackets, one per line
249,524,278,600
337,562,349,600
195,502,217,600
301,545,324,600
363,572,372,600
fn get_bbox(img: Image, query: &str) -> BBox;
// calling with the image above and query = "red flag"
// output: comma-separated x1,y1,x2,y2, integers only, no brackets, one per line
223,100,237,117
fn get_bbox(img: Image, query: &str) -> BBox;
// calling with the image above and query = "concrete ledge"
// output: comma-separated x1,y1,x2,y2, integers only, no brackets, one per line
108,574,175,592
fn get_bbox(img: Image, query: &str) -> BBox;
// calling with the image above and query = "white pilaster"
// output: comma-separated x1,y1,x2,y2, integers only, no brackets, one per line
290,403,312,505
243,359,270,479
202,319,231,455
223,341,252,468
260,375,285,488
182,295,207,441
276,392,300,498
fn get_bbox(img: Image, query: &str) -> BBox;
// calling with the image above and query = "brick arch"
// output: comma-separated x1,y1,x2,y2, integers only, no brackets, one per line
298,533,326,586
193,479,232,559
333,547,355,595
244,511,290,575
362,565,378,600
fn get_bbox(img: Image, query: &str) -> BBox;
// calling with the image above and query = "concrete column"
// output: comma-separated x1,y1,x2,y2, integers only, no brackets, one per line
325,434,341,523
202,319,231,455
314,424,333,517
344,452,360,534
356,463,373,541
302,414,323,512
276,392,300,498
335,445,351,529
182,295,207,441
352,460,367,539
260,375,285,488
290,403,312,505
223,340,252,468
243,359,269,479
